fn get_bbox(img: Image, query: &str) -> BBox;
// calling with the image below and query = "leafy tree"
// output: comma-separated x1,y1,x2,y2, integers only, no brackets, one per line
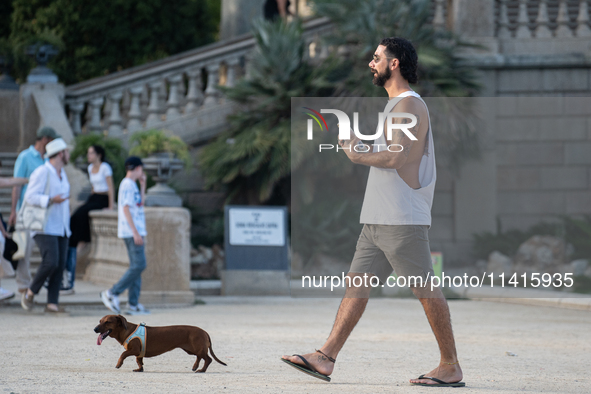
7,0,220,84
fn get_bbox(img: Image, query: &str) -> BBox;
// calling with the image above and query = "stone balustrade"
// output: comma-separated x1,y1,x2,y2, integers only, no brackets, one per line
497,0,591,38
64,17,333,143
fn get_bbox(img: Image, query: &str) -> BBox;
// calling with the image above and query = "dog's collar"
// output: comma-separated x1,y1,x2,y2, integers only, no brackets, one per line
124,322,147,358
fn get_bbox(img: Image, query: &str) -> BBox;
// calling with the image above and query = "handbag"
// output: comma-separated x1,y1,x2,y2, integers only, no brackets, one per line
11,231,27,261
15,171,51,232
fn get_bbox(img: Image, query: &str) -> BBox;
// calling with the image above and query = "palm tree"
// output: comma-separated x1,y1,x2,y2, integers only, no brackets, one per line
199,18,339,205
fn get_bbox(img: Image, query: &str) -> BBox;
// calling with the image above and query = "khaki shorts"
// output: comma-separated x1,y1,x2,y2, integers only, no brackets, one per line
349,224,434,284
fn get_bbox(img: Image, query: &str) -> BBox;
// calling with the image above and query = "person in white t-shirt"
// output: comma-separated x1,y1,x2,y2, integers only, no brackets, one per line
64,145,115,294
100,156,149,315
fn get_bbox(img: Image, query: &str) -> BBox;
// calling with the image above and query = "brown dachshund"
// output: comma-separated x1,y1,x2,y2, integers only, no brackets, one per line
94,314,227,373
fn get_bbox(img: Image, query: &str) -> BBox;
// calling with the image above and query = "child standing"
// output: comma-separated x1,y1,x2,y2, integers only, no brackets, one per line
100,156,149,315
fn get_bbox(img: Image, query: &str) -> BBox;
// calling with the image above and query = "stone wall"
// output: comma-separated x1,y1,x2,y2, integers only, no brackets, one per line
84,208,194,305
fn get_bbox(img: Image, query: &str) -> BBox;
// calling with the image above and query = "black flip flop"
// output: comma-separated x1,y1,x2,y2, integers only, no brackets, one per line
411,374,466,387
281,354,331,382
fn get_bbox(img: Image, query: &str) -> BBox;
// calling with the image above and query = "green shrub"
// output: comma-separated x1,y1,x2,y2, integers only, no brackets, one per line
128,129,191,168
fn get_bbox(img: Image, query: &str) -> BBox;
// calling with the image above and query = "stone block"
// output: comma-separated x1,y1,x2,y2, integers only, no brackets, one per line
496,118,538,141
539,117,587,141
221,270,290,296
565,142,591,165
516,97,564,117
497,191,565,215
429,216,454,242
496,142,564,166
434,169,453,191
498,70,543,93
85,207,194,305
432,192,453,215
543,69,590,92
566,191,591,214
497,167,540,190
564,97,591,115
497,97,518,116
499,214,561,232
540,167,588,190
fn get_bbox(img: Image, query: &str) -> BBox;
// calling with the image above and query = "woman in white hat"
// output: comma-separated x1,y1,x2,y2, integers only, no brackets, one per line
20,138,71,313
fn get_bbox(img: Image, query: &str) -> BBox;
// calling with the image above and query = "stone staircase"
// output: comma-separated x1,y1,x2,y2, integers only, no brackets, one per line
0,152,42,273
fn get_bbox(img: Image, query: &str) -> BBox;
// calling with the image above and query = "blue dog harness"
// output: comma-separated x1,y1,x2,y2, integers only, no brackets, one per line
124,322,147,358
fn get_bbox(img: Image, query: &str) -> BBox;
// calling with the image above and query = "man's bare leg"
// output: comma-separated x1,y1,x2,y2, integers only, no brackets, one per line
409,285,463,385
282,273,371,376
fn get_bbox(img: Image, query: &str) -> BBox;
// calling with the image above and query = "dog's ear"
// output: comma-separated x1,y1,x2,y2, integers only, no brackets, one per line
117,315,128,330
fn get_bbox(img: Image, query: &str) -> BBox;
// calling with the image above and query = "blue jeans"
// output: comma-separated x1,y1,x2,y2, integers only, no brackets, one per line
61,247,77,290
110,238,146,306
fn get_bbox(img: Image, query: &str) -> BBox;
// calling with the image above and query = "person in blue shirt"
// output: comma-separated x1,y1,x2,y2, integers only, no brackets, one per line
8,126,59,295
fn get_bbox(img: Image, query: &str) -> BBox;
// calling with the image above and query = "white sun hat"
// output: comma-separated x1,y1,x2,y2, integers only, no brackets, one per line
44,138,68,159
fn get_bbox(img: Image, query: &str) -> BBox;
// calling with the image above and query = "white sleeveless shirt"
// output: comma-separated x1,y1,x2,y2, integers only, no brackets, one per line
359,91,436,226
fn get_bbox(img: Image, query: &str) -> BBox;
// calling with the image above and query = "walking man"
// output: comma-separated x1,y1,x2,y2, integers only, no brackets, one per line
282,37,464,387
9,126,58,295
21,138,70,313
100,156,149,315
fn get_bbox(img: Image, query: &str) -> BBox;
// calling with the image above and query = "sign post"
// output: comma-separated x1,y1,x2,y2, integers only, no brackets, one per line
223,205,290,295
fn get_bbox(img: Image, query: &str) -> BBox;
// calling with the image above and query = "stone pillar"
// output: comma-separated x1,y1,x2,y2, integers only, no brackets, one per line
497,0,511,39
184,69,204,113
126,86,144,133
146,81,162,128
555,0,573,38
107,91,124,137
576,0,591,37
535,0,552,39
165,74,182,120
85,208,194,305
87,97,104,133
515,0,532,38
203,64,220,106
69,102,84,135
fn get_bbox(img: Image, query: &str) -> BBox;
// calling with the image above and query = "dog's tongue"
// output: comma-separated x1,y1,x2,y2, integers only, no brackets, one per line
97,333,103,346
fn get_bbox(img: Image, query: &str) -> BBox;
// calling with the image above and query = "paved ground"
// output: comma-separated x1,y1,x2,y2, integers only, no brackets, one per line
1,287,590,393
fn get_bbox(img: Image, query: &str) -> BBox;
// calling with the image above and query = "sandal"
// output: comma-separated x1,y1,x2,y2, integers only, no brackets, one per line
281,349,335,382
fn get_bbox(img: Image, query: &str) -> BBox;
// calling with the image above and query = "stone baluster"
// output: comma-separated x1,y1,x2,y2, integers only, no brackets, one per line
107,91,124,137
69,102,84,135
146,81,162,127
433,0,445,30
226,58,240,88
184,69,204,113
515,0,531,38
534,0,552,38
140,85,149,120
576,0,591,37
121,89,131,121
165,74,183,120
126,86,144,133
555,0,573,38
87,97,104,132
159,78,168,114
497,0,511,39
203,64,220,106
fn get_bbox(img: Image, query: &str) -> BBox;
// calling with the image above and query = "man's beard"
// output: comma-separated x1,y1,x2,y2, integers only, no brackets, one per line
372,67,392,87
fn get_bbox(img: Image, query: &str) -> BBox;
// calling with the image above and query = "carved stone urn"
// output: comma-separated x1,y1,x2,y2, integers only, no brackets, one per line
142,152,184,207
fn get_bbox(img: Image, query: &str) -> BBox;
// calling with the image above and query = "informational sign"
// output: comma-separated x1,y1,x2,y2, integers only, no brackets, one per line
228,207,285,246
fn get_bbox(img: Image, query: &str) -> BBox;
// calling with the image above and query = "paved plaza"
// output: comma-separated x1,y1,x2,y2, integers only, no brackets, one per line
1,280,590,393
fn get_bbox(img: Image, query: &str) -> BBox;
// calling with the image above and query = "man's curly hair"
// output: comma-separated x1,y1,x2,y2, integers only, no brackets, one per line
379,37,418,84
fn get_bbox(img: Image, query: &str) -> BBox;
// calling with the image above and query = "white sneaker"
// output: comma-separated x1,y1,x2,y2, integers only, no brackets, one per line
0,287,15,302
100,290,120,313
126,303,150,315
